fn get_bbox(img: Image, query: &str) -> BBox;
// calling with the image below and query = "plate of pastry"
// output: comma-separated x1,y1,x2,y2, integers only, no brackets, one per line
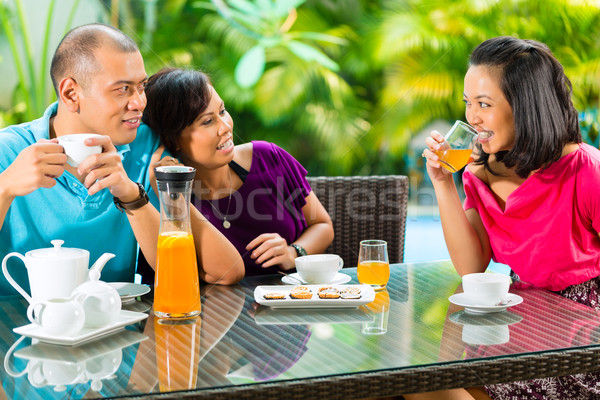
254,284,375,308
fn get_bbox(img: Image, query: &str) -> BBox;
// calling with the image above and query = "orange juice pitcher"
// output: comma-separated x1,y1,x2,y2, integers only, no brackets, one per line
155,316,202,391
154,166,201,319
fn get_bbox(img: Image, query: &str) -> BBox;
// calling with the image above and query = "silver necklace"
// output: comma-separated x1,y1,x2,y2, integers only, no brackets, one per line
206,167,233,229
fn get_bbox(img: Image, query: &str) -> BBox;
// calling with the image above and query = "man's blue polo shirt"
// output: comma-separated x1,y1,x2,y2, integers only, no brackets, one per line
0,103,161,296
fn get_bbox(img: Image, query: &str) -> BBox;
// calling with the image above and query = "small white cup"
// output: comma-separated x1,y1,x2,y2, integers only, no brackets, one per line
462,273,511,306
27,297,85,336
295,254,343,284
57,134,102,167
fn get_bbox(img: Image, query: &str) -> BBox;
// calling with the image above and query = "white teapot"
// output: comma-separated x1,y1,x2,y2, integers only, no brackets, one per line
2,240,116,304
72,260,122,328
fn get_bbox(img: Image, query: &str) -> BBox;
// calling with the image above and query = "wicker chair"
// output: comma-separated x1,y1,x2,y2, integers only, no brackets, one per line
307,175,409,267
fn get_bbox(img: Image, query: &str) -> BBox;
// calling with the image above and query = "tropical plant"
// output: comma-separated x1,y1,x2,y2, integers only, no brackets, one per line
0,0,82,121
139,0,376,175
367,0,600,156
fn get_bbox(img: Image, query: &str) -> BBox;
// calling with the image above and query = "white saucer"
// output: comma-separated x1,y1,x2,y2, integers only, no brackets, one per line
448,293,523,314
281,272,351,285
108,282,151,303
13,310,148,346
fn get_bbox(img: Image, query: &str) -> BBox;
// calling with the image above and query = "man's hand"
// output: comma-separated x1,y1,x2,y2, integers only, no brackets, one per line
76,135,139,200
0,140,67,198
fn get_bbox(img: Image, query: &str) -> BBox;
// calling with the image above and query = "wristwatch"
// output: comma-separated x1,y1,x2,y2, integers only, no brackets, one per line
113,183,149,213
290,243,307,258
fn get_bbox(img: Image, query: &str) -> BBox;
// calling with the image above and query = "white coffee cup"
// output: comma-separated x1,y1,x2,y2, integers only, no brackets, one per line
27,297,85,336
462,273,511,306
295,254,343,284
57,133,102,167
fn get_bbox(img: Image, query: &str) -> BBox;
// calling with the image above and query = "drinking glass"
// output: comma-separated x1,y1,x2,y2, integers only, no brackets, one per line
361,289,390,335
434,121,478,173
357,240,390,291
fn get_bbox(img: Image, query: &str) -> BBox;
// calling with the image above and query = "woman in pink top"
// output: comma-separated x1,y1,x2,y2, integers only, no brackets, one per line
413,37,600,400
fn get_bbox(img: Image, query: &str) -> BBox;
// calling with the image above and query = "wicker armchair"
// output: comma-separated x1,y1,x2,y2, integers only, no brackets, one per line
307,175,409,266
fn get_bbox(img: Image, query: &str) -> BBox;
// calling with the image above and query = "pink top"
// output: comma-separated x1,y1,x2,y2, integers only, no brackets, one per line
463,143,600,291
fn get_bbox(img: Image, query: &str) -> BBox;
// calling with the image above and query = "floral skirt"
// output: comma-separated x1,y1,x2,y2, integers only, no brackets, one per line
486,275,600,399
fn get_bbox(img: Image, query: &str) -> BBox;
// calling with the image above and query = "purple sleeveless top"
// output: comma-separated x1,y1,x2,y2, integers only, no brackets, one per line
193,141,311,275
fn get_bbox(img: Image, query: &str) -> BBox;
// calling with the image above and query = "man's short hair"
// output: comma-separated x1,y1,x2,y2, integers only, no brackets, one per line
50,23,139,94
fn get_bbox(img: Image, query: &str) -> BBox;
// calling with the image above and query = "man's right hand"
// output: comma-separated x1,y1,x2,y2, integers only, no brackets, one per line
0,140,67,199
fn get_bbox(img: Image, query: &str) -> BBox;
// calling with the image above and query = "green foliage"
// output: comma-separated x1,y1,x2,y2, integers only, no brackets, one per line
2,0,600,174
0,0,81,121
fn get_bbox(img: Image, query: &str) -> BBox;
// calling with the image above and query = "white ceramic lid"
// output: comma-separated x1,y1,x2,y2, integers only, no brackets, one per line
27,240,88,259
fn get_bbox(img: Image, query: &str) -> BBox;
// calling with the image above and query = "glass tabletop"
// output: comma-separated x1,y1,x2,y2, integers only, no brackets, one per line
2,260,600,399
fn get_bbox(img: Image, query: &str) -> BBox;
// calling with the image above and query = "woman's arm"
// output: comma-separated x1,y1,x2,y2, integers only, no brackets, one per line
433,178,491,275
424,132,491,275
246,191,334,271
148,147,244,285
190,206,245,285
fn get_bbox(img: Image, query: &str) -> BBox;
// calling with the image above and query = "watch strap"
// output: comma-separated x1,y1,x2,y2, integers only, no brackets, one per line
113,183,149,213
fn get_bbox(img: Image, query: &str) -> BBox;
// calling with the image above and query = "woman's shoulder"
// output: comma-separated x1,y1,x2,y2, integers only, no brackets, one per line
234,142,253,171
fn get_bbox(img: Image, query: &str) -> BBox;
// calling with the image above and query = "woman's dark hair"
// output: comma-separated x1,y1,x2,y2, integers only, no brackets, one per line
469,36,581,178
142,68,212,155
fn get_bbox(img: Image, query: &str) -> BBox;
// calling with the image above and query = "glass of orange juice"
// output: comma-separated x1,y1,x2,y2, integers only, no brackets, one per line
434,121,478,173
357,239,389,291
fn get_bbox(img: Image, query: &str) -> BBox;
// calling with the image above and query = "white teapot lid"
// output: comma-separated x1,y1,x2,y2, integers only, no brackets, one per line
28,240,88,259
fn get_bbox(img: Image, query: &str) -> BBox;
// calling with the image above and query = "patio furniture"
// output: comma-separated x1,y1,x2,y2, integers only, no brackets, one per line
307,175,409,265
4,260,600,399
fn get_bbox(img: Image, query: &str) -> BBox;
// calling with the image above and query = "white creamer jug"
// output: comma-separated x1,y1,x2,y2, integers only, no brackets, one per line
2,240,115,304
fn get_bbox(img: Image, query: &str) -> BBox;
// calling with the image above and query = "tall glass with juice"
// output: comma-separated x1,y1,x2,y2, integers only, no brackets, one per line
434,121,478,173
154,166,201,318
155,316,201,391
357,239,390,291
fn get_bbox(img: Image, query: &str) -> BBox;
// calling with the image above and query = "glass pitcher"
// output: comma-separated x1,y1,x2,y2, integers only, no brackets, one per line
154,166,201,319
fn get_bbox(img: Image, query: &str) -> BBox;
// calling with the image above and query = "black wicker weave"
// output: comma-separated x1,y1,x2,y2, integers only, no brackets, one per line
307,175,409,266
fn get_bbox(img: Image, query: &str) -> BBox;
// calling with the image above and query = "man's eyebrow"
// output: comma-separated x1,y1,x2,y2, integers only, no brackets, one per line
111,77,149,86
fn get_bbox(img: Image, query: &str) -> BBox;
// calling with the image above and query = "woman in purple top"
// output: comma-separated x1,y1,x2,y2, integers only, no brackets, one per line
142,68,334,275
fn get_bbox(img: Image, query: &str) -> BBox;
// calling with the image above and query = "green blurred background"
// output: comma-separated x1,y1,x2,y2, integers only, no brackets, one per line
0,0,599,183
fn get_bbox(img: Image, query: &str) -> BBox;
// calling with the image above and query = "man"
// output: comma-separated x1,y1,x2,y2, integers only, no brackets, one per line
0,23,243,296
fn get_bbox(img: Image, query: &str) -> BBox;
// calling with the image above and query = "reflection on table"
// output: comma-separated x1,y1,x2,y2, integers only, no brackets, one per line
0,261,599,399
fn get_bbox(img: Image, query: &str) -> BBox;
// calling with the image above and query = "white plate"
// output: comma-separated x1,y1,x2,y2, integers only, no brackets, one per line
109,282,151,303
448,293,523,314
13,310,148,346
281,272,351,285
254,284,375,308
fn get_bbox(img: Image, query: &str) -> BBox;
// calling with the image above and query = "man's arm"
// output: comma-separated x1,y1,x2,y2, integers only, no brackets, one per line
0,141,67,229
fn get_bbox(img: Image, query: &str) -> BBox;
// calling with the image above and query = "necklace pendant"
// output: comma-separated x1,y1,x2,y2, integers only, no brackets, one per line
223,219,231,229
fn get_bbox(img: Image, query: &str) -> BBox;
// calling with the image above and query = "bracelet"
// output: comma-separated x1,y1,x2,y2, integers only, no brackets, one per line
290,243,307,257
113,183,149,213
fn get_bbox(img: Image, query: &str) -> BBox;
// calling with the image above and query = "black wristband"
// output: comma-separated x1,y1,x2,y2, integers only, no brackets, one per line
113,183,149,213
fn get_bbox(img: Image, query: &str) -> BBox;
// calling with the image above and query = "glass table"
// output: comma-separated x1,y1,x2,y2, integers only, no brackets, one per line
2,260,600,399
